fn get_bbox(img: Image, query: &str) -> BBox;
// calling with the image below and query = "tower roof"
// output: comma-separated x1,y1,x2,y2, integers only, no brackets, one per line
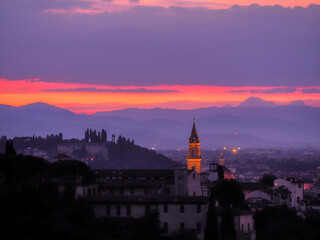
189,119,199,143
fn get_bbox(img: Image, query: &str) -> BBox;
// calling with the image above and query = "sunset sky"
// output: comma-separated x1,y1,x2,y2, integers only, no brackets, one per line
1,0,320,113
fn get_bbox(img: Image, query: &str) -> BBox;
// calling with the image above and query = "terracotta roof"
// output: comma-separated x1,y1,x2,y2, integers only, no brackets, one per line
95,169,174,178
98,179,173,187
86,195,209,204
54,153,71,159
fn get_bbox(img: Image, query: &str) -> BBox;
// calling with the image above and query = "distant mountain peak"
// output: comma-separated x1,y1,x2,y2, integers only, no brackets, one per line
238,97,278,108
288,100,306,106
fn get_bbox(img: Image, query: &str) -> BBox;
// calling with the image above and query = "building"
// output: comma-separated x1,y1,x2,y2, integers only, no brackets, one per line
57,142,109,162
187,119,202,174
78,120,255,240
273,177,304,209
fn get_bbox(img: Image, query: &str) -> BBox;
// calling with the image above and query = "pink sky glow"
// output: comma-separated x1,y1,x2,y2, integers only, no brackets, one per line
1,78,320,113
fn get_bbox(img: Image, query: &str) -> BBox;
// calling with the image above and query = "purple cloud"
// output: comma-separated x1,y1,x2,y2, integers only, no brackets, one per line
231,88,298,94
0,3,320,86
300,88,320,94
43,87,178,93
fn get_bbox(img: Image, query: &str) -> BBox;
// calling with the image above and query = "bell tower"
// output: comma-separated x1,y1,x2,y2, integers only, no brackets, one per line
187,119,202,173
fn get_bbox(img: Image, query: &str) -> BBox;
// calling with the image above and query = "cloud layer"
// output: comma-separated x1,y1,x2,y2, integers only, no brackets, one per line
0,2,320,87
43,87,177,93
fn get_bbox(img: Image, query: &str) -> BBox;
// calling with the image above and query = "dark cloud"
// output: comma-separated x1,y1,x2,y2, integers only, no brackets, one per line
230,90,249,93
0,3,320,86
231,88,298,94
300,88,320,94
250,88,298,94
42,87,178,93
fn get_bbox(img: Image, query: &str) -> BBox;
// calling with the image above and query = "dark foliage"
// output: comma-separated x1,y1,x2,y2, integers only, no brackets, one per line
254,206,317,240
215,179,245,208
217,165,224,180
5,140,16,155
0,154,96,240
204,188,219,240
171,229,198,240
220,206,236,240
93,135,174,169
260,173,276,187
50,159,95,184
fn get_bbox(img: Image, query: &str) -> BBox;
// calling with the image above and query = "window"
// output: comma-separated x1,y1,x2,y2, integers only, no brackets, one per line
163,222,168,234
126,204,131,216
248,223,250,232
106,205,110,216
116,205,121,216
196,223,201,234
83,189,86,195
241,224,244,232
180,223,185,230
93,188,96,195
197,204,201,213
163,204,168,213
88,188,92,195
180,204,184,213
193,173,195,179
297,197,300,202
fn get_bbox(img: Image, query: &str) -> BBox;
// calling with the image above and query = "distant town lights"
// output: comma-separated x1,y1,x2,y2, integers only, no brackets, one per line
232,149,237,153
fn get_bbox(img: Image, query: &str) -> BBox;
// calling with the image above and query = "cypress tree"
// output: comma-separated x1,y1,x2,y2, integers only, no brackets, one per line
220,206,236,240
204,188,219,240
5,140,9,155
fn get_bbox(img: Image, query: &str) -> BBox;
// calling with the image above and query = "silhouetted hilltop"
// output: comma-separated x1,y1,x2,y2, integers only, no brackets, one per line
93,136,175,169
1,100,320,149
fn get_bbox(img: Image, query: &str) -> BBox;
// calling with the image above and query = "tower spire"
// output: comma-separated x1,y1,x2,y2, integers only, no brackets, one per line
187,119,202,173
189,119,199,143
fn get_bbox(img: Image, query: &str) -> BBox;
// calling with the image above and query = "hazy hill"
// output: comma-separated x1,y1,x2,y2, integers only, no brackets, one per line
238,97,279,107
0,98,319,149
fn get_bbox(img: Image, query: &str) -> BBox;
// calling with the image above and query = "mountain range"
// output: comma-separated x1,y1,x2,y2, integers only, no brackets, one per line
0,97,319,149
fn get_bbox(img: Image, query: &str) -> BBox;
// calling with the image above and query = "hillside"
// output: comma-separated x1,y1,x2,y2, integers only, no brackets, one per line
0,98,319,149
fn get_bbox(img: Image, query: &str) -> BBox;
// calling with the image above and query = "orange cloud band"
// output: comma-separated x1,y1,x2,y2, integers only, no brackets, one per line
1,78,320,113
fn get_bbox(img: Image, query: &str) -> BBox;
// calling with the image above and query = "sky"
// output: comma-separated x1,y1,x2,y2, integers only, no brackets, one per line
0,0,320,113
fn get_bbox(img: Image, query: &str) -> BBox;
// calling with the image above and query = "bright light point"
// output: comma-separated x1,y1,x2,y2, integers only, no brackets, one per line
237,147,241,150
232,149,237,153
223,147,227,150
151,147,155,150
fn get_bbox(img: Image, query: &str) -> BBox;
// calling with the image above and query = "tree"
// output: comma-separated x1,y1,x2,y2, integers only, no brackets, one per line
172,229,198,240
204,188,219,240
260,173,276,187
220,206,236,240
5,140,16,156
215,179,244,207
254,206,311,240
50,160,95,185
217,165,224,180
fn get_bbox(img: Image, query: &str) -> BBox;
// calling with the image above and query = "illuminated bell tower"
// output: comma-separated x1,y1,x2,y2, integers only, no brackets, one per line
219,152,225,166
187,119,202,173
